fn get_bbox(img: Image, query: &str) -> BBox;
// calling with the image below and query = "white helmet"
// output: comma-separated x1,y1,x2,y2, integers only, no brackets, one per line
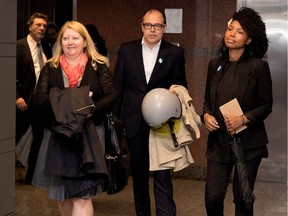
141,88,182,128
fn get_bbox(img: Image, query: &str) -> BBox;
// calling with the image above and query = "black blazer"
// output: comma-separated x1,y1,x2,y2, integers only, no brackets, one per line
203,53,273,162
113,39,187,137
16,37,50,140
16,37,50,104
17,38,37,105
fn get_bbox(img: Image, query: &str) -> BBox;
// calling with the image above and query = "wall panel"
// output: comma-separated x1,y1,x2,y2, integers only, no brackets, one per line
237,0,287,183
0,0,17,215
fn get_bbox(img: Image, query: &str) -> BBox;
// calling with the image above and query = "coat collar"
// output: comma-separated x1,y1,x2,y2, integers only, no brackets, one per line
149,40,169,84
133,41,146,84
213,52,253,104
133,39,171,86
54,58,94,89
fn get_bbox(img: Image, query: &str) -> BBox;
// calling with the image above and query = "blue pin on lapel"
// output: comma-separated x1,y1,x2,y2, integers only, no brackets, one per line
158,58,163,64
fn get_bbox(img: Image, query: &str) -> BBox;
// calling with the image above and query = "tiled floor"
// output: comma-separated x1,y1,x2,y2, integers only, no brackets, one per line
14,167,287,216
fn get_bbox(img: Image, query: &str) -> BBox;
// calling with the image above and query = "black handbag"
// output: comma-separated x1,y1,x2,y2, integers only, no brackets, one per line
104,113,128,195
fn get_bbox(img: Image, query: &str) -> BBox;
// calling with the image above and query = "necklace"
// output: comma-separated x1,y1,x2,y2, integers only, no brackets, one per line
229,56,239,62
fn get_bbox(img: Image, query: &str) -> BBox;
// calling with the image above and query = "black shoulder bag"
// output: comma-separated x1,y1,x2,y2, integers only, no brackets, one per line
104,112,128,195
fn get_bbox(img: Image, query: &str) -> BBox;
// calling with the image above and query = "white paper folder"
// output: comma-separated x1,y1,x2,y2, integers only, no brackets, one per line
219,98,247,134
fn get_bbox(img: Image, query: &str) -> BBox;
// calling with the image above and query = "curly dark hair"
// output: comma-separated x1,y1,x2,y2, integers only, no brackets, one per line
217,7,269,59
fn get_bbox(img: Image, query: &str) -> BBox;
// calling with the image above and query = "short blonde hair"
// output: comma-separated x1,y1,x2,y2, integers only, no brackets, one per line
48,21,109,68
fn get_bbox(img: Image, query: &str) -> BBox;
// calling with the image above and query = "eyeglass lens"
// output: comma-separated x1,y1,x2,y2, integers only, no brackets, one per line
143,23,164,30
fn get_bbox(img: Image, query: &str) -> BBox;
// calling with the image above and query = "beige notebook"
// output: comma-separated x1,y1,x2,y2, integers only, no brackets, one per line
219,98,247,134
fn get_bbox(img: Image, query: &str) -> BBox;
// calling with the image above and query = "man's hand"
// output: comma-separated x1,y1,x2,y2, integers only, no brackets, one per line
16,98,28,111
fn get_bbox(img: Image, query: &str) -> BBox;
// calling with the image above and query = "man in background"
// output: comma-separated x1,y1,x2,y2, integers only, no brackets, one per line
42,22,58,59
16,12,49,184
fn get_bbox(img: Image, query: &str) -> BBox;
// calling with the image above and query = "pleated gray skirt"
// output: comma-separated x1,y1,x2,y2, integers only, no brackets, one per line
32,124,106,201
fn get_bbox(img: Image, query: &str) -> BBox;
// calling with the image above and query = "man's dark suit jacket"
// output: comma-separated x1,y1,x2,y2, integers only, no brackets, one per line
17,38,37,106
16,37,49,140
113,39,187,137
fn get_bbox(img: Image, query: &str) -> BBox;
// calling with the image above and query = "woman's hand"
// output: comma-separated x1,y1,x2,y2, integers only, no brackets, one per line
223,114,243,135
204,113,220,132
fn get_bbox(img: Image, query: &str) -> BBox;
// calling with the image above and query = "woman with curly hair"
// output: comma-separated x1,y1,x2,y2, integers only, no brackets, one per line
202,7,272,215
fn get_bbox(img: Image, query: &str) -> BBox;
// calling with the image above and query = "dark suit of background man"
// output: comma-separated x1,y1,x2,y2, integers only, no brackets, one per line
16,12,49,184
113,8,187,216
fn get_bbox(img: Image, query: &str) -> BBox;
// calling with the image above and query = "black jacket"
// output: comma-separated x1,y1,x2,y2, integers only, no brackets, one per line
113,39,187,137
34,59,117,126
203,53,273,162
49,85,95,137
16,37,50,141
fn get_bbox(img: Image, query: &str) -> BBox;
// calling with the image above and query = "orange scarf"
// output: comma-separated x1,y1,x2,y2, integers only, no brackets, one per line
60,54,88,87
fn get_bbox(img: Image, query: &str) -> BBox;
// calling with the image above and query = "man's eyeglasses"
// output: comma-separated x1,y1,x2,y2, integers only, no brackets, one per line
142,23,165,30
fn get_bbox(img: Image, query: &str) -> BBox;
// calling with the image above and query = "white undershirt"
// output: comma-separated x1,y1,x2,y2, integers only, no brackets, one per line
142,38,161,83
27,34,47,84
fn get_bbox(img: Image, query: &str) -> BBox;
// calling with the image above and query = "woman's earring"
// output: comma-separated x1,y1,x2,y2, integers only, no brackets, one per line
246,39,252,45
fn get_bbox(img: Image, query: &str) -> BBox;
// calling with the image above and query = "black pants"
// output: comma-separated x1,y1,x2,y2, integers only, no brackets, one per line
25,109,45,184
126,122,176,216
205,156,262,216
16,108,30,143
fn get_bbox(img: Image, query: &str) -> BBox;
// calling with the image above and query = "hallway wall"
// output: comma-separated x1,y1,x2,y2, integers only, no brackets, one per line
236,0,288,183
17,0,73,40
0,0,17,215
